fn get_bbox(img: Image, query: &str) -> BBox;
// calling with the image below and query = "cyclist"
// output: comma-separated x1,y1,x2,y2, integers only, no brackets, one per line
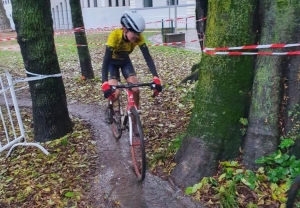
101,10,162,124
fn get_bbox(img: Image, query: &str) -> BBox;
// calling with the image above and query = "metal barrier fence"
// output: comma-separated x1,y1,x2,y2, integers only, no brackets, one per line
0,70,49,157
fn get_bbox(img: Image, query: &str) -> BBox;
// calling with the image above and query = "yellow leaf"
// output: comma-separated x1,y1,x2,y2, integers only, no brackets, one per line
279,203,286,208
270,183,278,191
43,188,51,192
258,199,264,205
218,173,226,181
272,193,277,200
257,167,264,173
241,178,251,186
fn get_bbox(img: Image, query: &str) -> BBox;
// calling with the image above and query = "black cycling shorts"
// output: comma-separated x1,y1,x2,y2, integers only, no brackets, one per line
109,59,136,80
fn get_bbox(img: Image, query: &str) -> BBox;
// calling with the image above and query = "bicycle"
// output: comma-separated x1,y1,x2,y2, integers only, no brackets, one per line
286,176,300,208
106,79,156,181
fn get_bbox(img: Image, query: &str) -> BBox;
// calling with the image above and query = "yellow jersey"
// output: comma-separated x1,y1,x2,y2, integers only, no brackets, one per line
106,28,145,60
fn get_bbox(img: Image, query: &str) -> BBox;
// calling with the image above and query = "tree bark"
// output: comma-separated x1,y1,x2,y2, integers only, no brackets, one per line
280,1,300,159
195,0,207,51
69,0,94,79
242,0,300,169
171,0,258,187
11,0,73,142
0,1,11,30
180,0,206,84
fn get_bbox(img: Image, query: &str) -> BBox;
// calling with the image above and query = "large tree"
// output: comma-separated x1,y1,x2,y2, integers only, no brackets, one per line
69,0,94,79
243,0,300,169
171,0,258,187
0,1,11,30
11,0,74,142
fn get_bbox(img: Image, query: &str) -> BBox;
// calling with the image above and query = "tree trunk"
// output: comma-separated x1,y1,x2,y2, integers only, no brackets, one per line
242,0,300,169
180,0,207,84
280,1,300,159
11,0,73,142
195,0,207,51
69,0,94,79
0,1,11,30
171,0,258,187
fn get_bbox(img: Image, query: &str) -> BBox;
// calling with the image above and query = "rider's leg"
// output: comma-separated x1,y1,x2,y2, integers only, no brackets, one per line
104,79,120,124
126,75,140,136
108,78,120,103
121,59,139,107
126,75,140,108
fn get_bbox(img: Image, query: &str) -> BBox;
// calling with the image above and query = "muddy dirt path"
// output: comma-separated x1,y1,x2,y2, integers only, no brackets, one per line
7,96,204,208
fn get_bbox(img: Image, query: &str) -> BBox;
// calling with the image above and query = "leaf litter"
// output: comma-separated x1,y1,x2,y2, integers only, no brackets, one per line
0,31,294,207
0,31,200,207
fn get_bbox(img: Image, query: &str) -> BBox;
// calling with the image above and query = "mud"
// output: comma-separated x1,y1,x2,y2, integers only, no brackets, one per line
1,30,205,207
5,97,204,208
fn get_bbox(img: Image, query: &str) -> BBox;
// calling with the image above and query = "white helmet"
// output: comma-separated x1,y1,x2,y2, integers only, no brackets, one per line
121,10,145,33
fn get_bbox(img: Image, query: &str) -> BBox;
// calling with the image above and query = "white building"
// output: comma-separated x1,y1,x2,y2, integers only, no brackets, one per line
2,0,14,29
2,0,196,31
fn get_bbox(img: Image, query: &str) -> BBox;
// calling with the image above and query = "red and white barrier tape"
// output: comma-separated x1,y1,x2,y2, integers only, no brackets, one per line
0,37,17,42
0,46,19,50
204,50,300,56
204,43,300,51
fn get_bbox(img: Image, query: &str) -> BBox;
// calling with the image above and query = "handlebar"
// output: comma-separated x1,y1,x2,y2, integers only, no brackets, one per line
110,82,155,90
110,82,157,97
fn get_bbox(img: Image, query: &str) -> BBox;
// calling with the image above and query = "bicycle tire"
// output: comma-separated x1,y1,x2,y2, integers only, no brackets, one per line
111,99,122,140
286,176,300,208
129,106,146,181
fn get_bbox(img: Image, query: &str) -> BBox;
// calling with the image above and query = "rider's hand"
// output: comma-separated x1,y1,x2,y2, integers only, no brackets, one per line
152,76,162,97
101,81,115,100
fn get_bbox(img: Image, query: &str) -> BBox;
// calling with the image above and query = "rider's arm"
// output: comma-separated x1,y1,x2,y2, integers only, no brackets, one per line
139,43,159,77
101,46,113,83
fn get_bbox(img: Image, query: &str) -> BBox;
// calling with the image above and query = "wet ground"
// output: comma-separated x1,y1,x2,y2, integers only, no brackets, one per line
0,30,205,207
2,96,204,208
69,103,204,208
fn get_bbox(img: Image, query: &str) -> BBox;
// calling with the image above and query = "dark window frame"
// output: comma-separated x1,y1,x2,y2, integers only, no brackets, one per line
143,0,153,7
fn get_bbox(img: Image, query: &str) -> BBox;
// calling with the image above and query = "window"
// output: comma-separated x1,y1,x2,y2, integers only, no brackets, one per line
122,0,125,6
87,0,90,7
94,0,98,7
167,0,178,5
56,5,60,27
65,0,69,24
116,0,118,6
52,8,55,20
60,3,64,25
143,0,152,7
109,0,112,7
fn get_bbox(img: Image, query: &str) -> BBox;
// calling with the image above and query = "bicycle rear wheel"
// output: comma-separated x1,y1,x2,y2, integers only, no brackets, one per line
286,176,300,208
129,106,146,181
111,99,122,140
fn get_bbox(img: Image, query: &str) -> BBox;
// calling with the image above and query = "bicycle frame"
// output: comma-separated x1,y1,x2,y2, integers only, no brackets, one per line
123,88,137,145
109,81,156,181
114,82,154,144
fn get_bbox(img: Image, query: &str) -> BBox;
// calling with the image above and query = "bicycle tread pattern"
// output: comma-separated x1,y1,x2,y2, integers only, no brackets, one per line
129,106,146,181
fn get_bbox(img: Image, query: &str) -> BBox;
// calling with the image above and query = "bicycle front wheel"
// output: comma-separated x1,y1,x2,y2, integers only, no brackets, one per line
286,176,300,208
129,106,146,181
